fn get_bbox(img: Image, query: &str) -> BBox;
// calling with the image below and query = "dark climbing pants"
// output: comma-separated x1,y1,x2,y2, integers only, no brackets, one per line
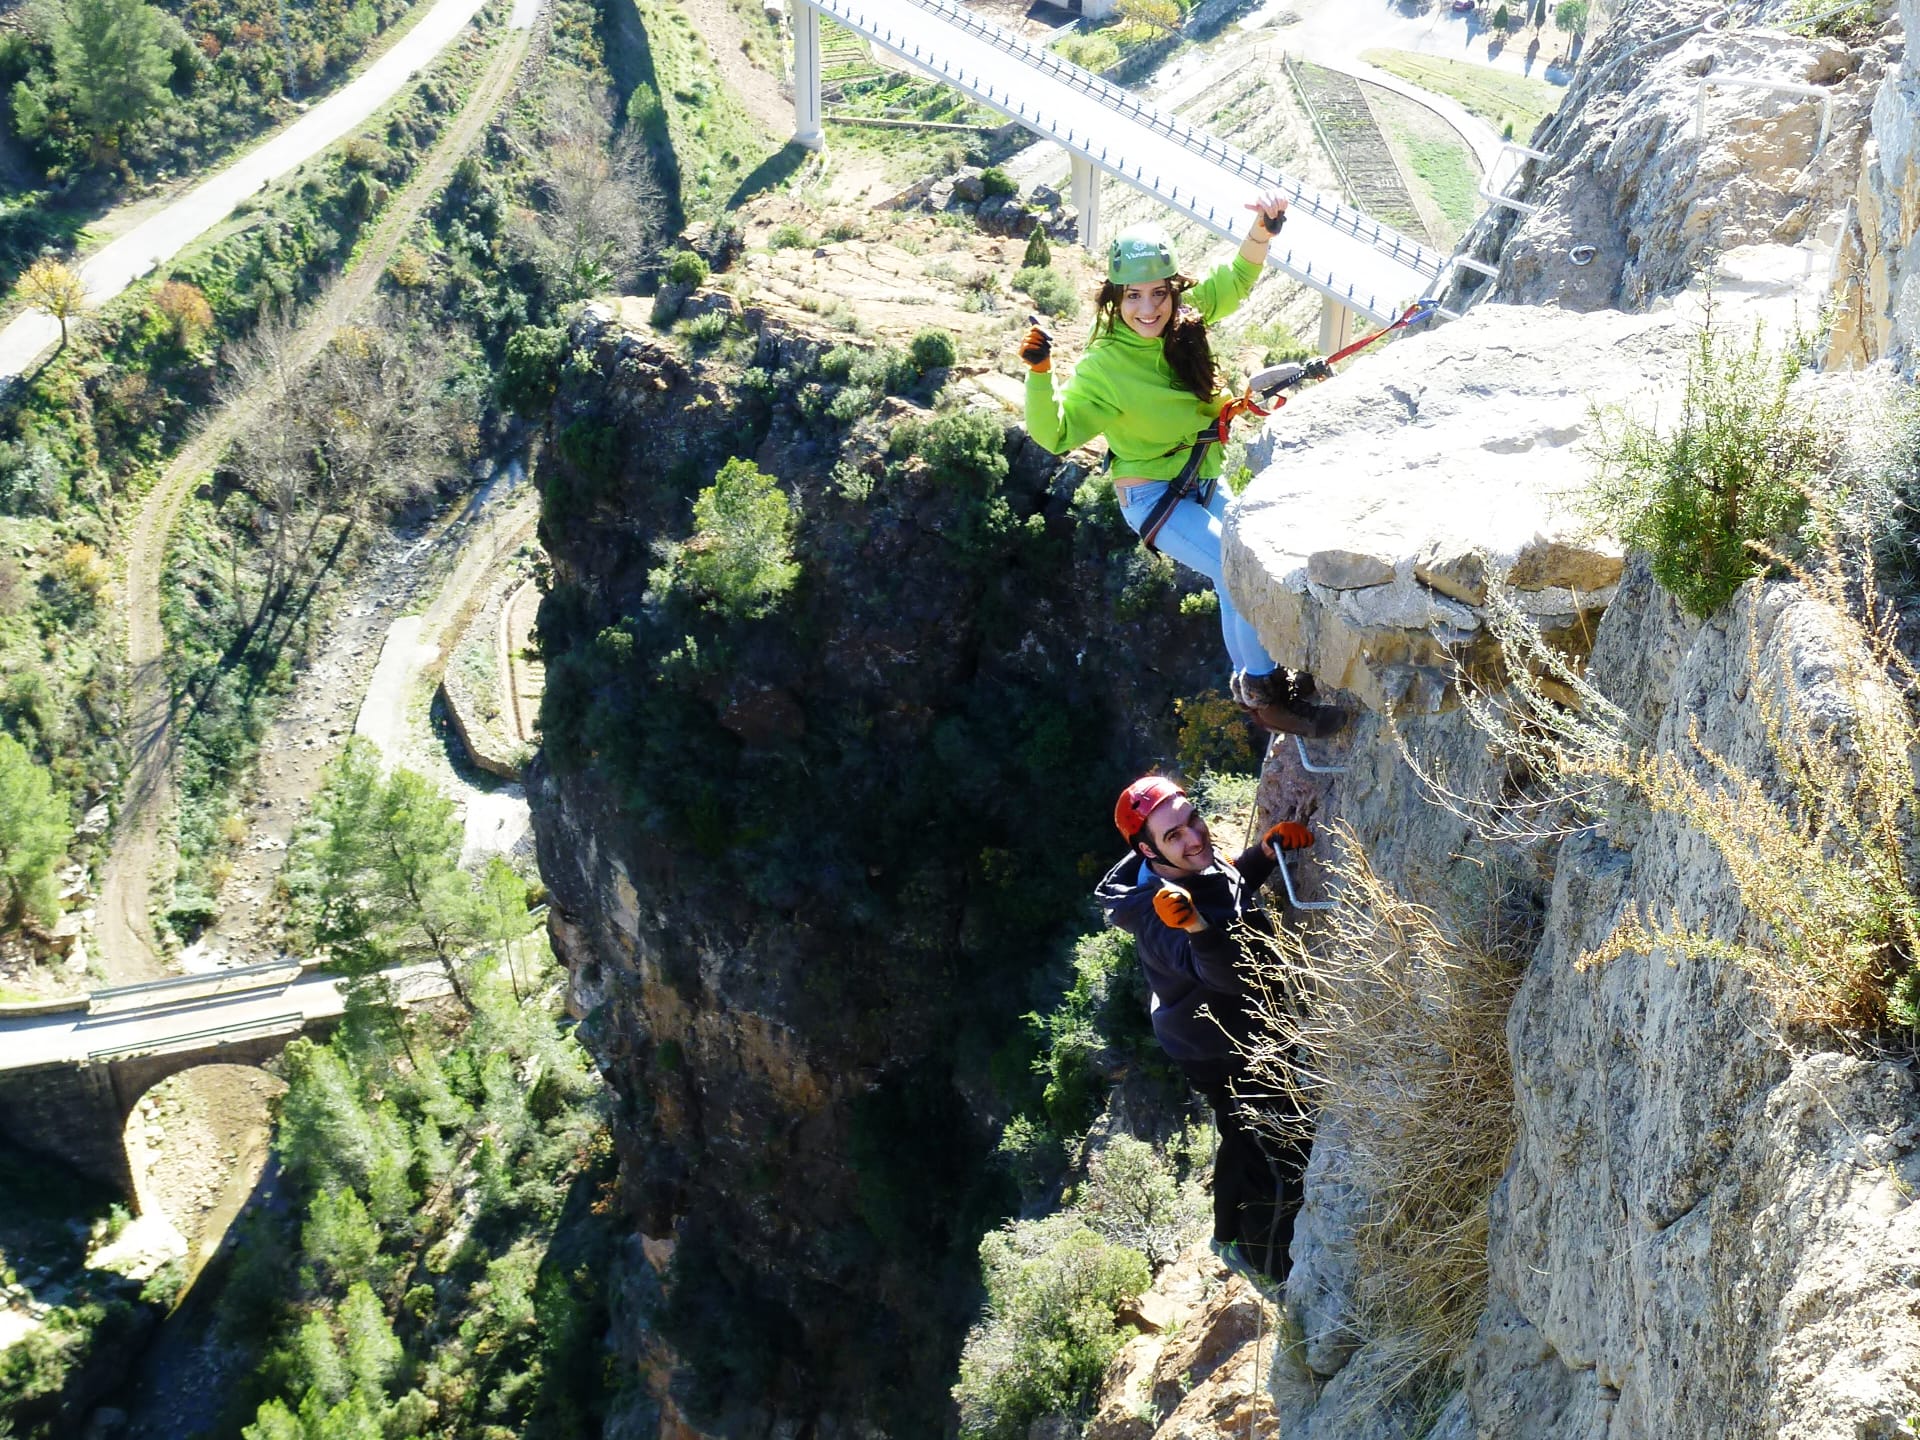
1187,1063,1310,1283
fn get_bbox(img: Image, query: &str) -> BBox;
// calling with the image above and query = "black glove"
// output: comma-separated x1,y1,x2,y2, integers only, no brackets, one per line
1018,324,1052,372
1304,357,1332,382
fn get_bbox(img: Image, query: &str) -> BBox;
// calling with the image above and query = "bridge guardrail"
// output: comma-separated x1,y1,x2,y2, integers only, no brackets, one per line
86,1010,308,1062
865,0,1448,279
88,959,305,1016
815,0,1449,320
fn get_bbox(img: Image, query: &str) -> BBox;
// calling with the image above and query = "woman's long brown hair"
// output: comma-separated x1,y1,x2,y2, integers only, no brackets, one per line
1094,276,1220,400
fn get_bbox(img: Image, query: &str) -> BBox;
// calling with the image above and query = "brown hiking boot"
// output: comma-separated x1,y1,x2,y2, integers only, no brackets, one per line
1237,670,1346,737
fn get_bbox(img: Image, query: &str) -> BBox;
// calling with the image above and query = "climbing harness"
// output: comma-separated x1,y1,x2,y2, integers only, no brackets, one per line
1137,299,1441,554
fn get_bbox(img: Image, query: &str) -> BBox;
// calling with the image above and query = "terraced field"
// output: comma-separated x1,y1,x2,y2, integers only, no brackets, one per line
1284,57,1431,245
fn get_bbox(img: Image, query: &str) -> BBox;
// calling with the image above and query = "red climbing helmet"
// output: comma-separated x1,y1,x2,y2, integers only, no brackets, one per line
1114,776,1184,845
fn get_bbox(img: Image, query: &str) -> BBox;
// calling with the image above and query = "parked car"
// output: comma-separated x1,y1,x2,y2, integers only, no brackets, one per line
1451,0,1476,11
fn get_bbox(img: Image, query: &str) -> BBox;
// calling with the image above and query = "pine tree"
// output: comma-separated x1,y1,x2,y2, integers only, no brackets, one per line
0,734,64,926
302,739,481,1011
51,0,179,156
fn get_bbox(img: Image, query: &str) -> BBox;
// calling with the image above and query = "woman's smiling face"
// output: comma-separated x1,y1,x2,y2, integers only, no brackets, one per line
1120,280,1174,338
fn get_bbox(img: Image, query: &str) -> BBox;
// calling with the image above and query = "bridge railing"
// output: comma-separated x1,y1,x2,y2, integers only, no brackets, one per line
815,0,1447,282
86,1010,308,1062
88,959,305,1016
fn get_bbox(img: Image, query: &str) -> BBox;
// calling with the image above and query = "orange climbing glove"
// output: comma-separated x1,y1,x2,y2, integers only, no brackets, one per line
1261,820,1314,856
1018,324,1052,373
1153,884,1208,933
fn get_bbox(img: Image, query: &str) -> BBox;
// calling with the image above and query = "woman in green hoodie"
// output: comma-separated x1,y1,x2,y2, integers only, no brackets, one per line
1020,197,1339,736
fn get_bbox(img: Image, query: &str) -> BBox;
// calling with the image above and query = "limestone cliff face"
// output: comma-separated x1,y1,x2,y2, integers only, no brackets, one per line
528,297,1224,1434
1830,0,1920,368
1457,0,1884,316
1223,154,1920,1440
1465,561,1920,1439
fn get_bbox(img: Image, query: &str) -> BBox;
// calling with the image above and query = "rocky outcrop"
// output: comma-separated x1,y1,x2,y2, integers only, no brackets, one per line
528,283,1229,1433
1224,247,1811,714
1467,565,1920,1439
1827,0,1920,369
1081,1245,1282,1440
1457,0,1884,316
1223,218,1920,1432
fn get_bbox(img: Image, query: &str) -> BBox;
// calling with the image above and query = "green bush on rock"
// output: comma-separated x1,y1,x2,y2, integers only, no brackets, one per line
953,1214,1150,1439
1587,321,1822,618
648,456,800,620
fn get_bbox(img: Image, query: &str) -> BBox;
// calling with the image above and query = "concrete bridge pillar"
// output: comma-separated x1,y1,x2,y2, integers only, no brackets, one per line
792,0,825,151
1070,153,1102,254
1318,296,1354,356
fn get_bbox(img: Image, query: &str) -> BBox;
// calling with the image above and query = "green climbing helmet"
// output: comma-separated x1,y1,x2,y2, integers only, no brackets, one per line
1106,223,1179,287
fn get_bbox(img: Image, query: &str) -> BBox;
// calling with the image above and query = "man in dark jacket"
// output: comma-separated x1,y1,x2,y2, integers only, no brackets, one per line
1096,774,1313,1285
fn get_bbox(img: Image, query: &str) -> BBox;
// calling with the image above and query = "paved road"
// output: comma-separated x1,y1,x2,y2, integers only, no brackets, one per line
0,0,502,380
0,964,450,1071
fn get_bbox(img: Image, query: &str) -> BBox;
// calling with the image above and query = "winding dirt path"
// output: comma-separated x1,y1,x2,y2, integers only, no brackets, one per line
99,19,534,986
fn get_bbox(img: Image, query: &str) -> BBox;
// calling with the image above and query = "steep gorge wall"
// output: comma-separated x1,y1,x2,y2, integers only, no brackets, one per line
527,299,1228,1433
1216,0,1920,1420
1239,541,1920,1438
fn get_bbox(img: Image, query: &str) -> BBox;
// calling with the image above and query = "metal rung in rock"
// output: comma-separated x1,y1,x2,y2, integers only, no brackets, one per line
1278,855,1336,912
1295,736,1347,774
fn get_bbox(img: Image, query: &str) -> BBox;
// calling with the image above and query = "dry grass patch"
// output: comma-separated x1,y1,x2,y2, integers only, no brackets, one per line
1242,834,1528,1410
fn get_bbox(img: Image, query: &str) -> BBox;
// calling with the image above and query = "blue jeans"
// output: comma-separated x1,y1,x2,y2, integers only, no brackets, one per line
1117,478,1278,677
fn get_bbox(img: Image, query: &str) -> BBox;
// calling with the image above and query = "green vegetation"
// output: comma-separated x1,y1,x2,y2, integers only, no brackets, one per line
1361,49,1563,140
1392,127,1480,236
209,937,621,1437
498,325,570,415
1553,0,1588,34
1022,228,1050,269
603,0,779,220
1587,322,1820,618
5,0,416,186
38,0,182,158
1014,263,1080,320
979,166,1016,199
1783,0,1879,42
646,456,800,620
814,69,1005,179
909,326,957,371
0,735,65,925
665,247,708,285
293,738,491,1009
1053,30,1119,70
1022,929,1156,1152
954,1135,1208,1438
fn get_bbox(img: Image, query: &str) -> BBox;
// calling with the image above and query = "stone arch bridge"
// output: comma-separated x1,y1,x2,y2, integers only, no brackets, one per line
0,962,449,1203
